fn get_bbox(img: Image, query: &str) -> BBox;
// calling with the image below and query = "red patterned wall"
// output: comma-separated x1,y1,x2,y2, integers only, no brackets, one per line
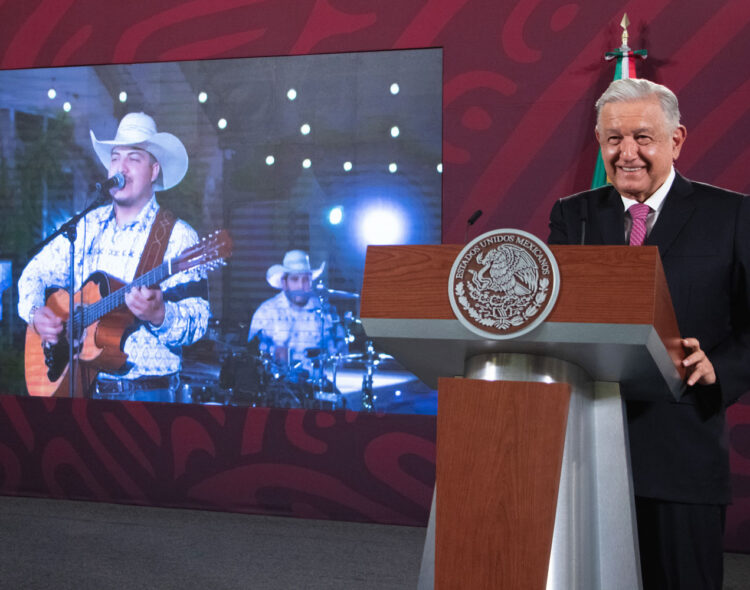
1,0,749,550
0,396,435,524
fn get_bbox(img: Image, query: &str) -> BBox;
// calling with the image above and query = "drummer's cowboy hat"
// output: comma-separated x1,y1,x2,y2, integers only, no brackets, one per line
90,112,188,191
266,250,325,289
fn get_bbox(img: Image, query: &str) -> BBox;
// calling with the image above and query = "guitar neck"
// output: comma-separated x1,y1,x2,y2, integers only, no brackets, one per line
82,261,172,328
72,229,231,333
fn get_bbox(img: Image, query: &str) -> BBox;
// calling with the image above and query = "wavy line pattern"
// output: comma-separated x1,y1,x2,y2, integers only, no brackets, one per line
0,397,436,525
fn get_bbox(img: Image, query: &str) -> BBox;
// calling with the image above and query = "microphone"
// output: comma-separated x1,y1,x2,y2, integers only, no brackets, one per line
579,201,588,245
95,172,125,193
465,209,483,242
467,209,483,226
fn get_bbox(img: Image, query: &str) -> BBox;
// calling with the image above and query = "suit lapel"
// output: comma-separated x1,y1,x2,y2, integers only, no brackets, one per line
596,188,627,245
645,173,696,256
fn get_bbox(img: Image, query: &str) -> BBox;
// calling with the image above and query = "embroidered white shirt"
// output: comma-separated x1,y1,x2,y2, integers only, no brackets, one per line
18,196,210,379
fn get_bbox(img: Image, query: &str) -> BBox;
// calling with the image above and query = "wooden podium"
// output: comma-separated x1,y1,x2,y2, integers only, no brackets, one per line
360,245,685,590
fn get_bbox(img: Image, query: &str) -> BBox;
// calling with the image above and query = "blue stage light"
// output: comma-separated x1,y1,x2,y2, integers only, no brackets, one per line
329,206,343,225
357,202,407,248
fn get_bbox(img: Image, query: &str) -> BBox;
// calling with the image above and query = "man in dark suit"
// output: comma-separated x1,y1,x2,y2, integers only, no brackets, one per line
548,78,750,590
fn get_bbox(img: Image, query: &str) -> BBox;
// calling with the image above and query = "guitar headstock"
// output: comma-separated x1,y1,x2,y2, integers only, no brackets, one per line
173,229,233,274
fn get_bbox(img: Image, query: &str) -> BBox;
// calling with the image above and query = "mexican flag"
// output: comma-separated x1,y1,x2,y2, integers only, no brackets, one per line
591,19,648,189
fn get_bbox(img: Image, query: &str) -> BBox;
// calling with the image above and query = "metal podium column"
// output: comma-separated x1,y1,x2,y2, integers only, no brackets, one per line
418,352,641,590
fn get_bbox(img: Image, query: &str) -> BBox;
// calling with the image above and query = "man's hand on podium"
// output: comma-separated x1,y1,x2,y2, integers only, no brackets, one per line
681,337,717,387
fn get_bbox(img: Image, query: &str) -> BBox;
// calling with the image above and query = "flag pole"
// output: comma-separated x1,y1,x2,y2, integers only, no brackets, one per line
591,13,648,189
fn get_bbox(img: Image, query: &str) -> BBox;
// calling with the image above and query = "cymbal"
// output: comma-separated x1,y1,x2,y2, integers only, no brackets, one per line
340,351,393,363
318,288,360,300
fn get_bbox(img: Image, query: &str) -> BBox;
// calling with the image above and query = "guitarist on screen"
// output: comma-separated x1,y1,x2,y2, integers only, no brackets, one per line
18,112,210,402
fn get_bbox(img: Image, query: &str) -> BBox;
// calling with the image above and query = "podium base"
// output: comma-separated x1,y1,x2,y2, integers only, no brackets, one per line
419,353,641,590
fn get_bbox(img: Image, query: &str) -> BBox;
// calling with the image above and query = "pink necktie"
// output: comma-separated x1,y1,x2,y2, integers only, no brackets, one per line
629,202,650,246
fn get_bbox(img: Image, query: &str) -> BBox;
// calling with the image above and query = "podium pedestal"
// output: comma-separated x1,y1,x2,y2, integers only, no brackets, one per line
417,355,640,589
360,245,683,589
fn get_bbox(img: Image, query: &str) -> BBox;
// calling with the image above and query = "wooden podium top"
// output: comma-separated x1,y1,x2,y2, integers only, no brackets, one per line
360,244,685,398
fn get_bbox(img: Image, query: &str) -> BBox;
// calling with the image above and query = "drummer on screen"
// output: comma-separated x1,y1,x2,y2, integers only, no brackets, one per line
248,250,347,372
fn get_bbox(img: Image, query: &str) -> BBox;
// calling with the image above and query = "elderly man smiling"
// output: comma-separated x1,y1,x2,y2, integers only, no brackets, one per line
549,78,750,590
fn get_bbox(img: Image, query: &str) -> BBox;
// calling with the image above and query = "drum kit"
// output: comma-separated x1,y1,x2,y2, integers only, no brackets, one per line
179,285,400,411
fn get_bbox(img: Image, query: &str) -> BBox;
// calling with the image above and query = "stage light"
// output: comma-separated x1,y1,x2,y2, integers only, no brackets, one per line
265,155,275,166
358,203,407,247
47,89,56,99
328,206,343,225
119,91,127,103
198,91,208,103
63,102,71,112
302,158,311,169
217,118,227,130
437,163,443,173
287,88,297,101
300,123,311,135
390,83,400,95
390,126,400,138
343,161,353,172
388,163,398,174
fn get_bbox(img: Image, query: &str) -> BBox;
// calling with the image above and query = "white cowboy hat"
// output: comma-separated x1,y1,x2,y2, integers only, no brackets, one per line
266,250,325,289
89,112,188,191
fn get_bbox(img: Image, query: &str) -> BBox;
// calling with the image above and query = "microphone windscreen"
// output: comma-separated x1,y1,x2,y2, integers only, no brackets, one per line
467,209,483,225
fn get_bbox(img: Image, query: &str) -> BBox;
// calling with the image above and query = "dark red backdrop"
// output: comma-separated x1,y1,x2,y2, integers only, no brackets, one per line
1,0,749,551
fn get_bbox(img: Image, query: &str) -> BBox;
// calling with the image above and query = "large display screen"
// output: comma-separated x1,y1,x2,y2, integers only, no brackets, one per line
0,50,442,413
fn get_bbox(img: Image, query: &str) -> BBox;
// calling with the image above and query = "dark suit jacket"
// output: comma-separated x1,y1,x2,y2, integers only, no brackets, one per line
548,172,750,504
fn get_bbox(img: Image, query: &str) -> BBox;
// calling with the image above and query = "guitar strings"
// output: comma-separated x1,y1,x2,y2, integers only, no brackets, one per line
78,232,222,330
81,262,169,328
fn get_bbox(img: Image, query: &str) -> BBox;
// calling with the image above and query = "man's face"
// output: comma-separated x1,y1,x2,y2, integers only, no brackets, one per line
282,272,312,307
108,146,159,208
596,97,687,202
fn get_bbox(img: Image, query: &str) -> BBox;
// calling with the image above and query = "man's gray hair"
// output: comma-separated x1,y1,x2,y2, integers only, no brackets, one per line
595,78,681,131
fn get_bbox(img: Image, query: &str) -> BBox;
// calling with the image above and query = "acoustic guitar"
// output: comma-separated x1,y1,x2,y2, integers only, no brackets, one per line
24,230,232,397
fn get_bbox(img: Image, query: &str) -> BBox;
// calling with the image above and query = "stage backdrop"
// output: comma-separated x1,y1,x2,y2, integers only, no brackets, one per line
1,0,749,552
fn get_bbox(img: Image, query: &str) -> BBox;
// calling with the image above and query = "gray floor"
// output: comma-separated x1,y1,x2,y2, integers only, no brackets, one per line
0,496,424,590
0,495,748,589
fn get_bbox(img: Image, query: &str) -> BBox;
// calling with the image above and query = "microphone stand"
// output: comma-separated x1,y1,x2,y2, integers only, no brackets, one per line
28,191,110,398
313,281,333,402
579,200,588,246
